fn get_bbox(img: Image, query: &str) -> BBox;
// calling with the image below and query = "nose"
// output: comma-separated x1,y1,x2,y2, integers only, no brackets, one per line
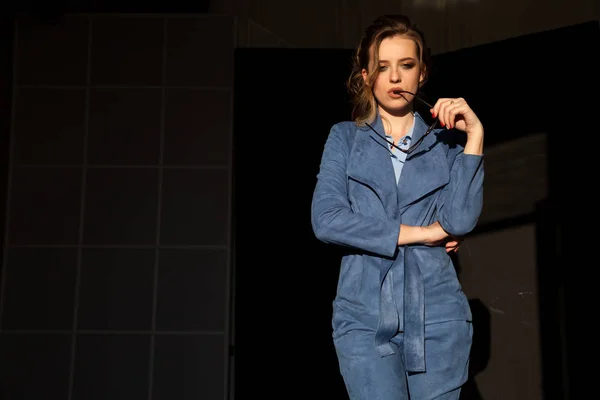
390,68,400,83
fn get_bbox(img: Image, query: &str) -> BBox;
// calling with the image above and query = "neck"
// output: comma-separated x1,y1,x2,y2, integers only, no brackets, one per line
379,106,414,139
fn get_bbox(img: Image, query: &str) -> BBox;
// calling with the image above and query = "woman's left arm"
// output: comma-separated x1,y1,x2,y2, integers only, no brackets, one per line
430,97,485,237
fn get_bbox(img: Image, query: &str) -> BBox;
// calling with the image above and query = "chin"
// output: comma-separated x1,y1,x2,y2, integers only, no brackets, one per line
380,103,412,116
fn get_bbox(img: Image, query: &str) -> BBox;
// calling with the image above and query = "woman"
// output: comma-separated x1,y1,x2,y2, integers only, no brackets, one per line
310,14,484,400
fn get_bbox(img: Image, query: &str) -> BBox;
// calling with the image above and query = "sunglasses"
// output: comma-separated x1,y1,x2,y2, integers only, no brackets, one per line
365,91,438,155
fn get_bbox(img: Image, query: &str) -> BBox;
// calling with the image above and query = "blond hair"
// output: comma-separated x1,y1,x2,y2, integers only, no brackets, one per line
347,15,431,126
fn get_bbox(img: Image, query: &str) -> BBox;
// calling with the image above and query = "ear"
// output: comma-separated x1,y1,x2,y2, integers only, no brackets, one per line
418,68,426,87
361,68,369,85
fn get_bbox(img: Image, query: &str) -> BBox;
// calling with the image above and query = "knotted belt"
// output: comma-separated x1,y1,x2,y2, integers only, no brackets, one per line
374,246,425,372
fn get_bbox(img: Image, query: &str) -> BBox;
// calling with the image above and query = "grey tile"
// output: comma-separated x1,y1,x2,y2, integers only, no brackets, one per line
72,334,150,400
83,168,158,245
8,167,82,245
16,16,89,85
156,249,227,331
90,16,163,85
87,88,162,165
1,248,78,330
12,88,86,165
152,334,225,400
165,17,234,86
247,19,288,47
164,89,231,166
160,168,229,246
77,249,155,330
0,333,72,399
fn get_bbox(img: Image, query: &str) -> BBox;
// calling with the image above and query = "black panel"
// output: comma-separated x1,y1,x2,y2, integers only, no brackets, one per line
233,21,599,400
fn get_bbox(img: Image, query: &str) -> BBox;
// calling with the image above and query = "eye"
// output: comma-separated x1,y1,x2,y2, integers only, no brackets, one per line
401,63,415,69
378,65,388,71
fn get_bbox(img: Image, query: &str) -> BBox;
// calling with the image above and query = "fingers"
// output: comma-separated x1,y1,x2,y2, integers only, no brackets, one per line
445,240,459,252
445,240,458,251
445,102,467,130
445,245,459,253
430,98,469,129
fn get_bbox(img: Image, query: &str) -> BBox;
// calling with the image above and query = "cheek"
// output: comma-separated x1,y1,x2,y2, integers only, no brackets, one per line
372,75,386,91
413,70,424,83
403,74,421,89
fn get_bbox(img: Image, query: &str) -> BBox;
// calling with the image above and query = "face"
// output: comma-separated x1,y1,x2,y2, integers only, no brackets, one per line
362,35,425,116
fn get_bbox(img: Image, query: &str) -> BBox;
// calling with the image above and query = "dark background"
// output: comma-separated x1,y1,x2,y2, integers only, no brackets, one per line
233,22,598,399
0,1,597,399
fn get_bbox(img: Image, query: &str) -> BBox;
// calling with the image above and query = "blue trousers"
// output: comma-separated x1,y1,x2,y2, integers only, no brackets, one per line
333,320,472,400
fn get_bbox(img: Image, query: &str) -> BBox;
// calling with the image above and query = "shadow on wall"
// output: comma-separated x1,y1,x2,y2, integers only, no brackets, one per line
462,298,491,400
450,253,490,400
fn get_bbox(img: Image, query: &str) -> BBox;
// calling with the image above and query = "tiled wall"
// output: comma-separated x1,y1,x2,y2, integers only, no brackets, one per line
240,0,599,53
0,14,234,400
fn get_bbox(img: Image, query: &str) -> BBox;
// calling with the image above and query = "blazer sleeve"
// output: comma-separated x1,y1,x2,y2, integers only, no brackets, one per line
311,124,400,258
436,147,484,237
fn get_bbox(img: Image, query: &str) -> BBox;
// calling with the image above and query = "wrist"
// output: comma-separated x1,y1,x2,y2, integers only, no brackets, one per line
398,225,429,246
465,125,484,155
421,225,433,244
466,123,484,139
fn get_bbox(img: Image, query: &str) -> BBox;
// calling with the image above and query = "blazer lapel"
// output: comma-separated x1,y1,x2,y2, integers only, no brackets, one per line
346,114,398,219
397,113,450,211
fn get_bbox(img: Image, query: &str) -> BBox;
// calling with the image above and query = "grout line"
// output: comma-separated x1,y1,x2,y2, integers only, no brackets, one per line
225,15,236,400
67,15,93,400
147,16,168,400
13,164,229,169
246,18,296,48
8,244,229,250
0,18,20,331
0,329,226,335
64,13,234,19
17,84,232,90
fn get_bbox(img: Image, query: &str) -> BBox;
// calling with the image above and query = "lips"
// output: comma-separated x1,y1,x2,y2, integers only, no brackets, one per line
388,88,406,99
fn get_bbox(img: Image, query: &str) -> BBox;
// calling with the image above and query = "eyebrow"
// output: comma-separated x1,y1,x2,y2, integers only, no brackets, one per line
379,57,416,63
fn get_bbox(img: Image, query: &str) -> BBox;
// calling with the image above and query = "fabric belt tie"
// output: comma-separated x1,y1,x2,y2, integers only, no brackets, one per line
374,246,425,372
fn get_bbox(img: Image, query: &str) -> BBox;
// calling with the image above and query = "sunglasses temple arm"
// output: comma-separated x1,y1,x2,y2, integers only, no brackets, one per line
417,96,434,110
400,90,434,109
366,124,401,150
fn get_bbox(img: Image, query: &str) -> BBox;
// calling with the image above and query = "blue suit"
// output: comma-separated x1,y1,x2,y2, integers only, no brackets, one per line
311,112,484,399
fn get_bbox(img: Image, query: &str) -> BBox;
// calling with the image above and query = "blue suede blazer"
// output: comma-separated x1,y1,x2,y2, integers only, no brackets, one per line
311,111,484,372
